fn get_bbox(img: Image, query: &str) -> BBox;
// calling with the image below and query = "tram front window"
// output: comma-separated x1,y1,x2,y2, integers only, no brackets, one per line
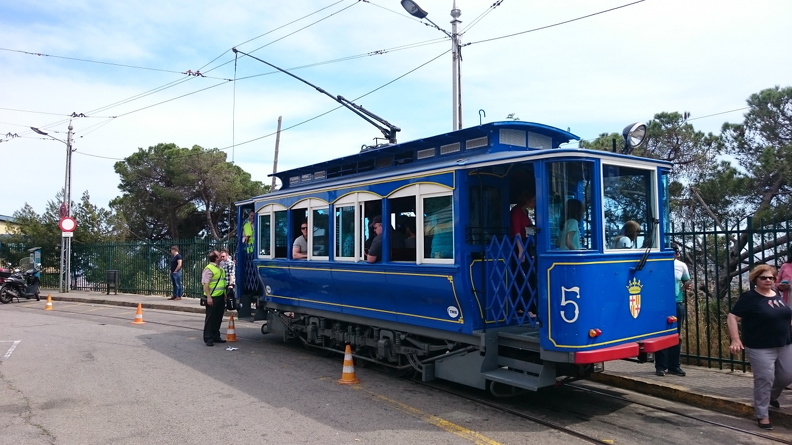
547,161,594,250
603,165,656,249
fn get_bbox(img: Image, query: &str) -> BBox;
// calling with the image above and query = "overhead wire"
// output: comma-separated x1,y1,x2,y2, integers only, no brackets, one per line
4,0,742,163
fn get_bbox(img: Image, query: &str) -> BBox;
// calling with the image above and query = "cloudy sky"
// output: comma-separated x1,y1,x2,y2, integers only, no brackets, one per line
1,0,790,216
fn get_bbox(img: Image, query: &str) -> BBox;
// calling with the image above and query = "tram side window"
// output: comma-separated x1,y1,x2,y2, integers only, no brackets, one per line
274,210,288,258
424,195,453,260
312,208,329,257
291,209,308,259
389,195,415,262
335,205,355,259
547,161,594,250
603,164,656,249
258,213,271,256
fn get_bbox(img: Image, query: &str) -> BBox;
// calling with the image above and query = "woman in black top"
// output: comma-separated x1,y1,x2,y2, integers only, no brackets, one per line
727,264,792,430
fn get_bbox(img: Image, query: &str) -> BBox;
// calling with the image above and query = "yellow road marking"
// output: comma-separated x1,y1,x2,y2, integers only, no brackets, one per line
353,386,502,445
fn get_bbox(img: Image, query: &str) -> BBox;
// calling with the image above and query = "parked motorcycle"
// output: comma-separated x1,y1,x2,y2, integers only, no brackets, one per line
0,264,41,304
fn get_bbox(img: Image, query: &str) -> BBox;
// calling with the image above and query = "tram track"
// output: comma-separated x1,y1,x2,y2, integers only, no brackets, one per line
413,378,792,444
566,382,792,444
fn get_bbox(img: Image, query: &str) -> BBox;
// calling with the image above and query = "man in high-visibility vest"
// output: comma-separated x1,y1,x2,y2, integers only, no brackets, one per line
202,250,227,346
242,211,255,254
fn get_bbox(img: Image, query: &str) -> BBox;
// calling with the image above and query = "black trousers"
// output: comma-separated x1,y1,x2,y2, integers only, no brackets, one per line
655,302,686,371
203,296,226,342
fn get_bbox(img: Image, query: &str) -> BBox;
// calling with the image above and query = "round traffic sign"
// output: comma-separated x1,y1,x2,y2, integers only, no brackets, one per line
59,217,77,232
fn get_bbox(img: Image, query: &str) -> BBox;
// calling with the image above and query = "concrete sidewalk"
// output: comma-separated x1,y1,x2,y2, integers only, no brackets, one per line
40,289,792,429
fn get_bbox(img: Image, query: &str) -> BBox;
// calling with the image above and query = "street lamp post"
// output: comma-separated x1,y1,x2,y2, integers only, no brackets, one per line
30,122,74,293
401,0,463,131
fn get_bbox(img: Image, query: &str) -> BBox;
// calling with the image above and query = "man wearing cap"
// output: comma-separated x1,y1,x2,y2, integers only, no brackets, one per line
366,216,383,263
656,246,691,376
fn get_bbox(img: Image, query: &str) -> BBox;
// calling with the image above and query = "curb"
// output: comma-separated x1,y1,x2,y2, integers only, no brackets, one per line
49,296,206,314
591,373,792,428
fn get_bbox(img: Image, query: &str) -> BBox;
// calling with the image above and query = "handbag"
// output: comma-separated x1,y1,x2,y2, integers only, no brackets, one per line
225,287,237,311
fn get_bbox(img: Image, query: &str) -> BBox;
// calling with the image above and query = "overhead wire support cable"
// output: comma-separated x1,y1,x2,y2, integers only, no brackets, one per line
467,0,645,46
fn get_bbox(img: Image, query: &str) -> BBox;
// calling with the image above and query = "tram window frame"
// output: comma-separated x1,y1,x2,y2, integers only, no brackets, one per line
388,195,416,263
334,192,380,262
311,207,330,259
291,198,329,260
391,183,454,264
602,163,658,250
256,204,288,259
422,193,454,262
257,213,271,257
334,204,356,260
547,161,594,251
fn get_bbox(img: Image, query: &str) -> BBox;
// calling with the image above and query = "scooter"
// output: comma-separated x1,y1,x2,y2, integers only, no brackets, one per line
0,264,41,304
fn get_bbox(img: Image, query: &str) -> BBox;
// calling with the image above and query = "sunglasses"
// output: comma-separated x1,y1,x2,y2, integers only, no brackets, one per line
757,276,776,281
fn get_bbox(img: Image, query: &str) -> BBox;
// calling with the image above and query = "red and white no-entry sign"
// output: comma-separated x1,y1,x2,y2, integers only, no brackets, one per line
59,217,77,232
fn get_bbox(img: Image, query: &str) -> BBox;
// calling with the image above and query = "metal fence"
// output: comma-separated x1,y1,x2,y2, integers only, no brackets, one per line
670,217,791,372
40,238,234,299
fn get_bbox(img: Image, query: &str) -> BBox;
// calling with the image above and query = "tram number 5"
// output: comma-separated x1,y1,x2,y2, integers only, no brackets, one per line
559,286,581,323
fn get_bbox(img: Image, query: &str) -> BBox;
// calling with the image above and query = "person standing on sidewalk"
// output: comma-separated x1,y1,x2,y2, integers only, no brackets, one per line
655,245,691,377
219,248,236,308
202,250,227,346
169,245,183,301
727,264,792,430
776,255,792,305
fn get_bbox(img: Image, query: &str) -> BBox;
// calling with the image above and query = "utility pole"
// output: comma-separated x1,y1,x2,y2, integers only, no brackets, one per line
271,116,282,191
61,122,74,293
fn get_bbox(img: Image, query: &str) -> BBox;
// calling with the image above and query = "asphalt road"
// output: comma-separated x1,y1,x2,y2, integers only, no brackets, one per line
1,300,787,444
0,301,585,445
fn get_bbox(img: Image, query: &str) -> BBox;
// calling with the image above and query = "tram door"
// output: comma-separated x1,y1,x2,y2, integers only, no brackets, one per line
469,164,538,326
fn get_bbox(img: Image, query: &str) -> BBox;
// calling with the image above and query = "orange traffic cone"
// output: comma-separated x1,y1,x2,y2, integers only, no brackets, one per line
338,344,360,384
44,295,53,311
225,315,238,342
131,303,145,324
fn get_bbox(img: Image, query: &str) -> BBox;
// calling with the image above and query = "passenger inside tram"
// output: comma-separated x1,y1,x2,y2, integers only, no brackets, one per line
610,220,641,249
558,199,583,250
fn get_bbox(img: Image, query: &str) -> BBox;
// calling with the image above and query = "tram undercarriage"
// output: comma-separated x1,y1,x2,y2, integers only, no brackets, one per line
263,305,600,392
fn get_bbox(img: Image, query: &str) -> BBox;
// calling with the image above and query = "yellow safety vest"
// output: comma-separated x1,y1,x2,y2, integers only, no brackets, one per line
243,220,254,253
204,263,227,297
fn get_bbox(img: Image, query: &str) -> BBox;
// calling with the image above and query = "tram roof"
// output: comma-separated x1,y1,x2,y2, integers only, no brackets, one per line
267,121,579,190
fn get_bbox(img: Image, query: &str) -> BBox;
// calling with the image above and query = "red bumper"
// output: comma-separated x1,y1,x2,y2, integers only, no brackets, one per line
573,334,679,364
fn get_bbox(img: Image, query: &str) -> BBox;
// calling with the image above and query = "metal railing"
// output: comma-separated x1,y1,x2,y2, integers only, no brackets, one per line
670,217,791,373
38,238,234,299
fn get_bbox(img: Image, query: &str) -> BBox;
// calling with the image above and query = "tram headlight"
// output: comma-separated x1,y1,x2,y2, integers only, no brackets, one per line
667,316,678,324
588,328,602,338
622,122,648,154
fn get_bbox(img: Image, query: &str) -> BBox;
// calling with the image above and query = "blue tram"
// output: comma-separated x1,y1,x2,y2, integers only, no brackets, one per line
235,121,678,391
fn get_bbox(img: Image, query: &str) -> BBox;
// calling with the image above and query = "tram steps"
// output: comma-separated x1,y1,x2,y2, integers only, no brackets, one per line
480,356,556,391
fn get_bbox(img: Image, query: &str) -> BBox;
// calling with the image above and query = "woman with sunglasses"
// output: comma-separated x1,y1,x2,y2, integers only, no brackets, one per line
727,264,792,430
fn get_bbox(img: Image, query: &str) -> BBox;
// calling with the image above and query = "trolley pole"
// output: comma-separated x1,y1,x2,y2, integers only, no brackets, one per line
272,116,281,191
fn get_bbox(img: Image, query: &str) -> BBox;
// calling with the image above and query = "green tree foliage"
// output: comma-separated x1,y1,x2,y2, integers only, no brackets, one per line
2,190,123,268
112,143,268,241
719,85,792,222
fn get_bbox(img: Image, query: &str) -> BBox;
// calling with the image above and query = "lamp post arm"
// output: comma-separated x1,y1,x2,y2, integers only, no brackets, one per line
233,48,400,145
